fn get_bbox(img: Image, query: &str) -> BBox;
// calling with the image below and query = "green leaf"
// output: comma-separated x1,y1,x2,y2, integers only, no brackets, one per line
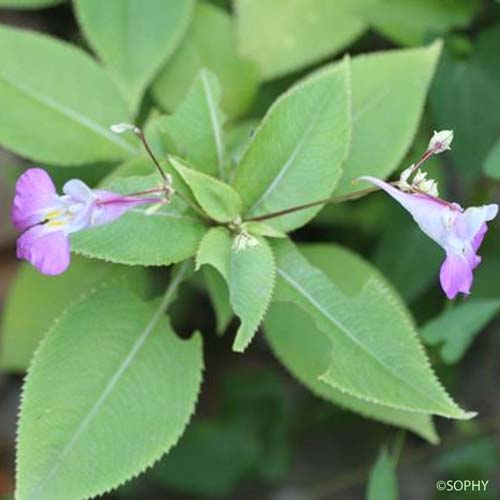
430,28,500,178
16,280,203,500
74,0,194,114
336,41,441,194
366,449,398,500
225,118,259,169
203,266,233,335
421,300,500,364
233,58,351,232
72,174,207,266
169,156,241,223
235,0,367,80
0,257,149,372
0,0,61,6
484,139,500,180
364,0,480,47
158,69,226,178
265,245,438,443
265,303,438,442
152,2,258,119
0,25,137,165
270,240,473,419
196,227,275,352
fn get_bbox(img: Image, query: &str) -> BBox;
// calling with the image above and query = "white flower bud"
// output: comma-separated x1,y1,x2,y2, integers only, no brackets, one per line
110,122,140,134
232,231,260,252
398,165,414,192
428,130,453,154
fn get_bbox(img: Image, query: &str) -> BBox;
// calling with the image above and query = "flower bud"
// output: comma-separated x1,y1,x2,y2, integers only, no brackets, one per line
232,231,259,252
110,122,140,134
428,130,453,154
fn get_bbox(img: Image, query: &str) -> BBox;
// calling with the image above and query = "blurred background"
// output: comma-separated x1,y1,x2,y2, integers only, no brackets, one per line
1,1,500,499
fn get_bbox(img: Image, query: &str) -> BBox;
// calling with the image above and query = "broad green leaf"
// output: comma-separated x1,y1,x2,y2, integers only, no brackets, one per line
0,257,149,372
72,174,207,266
74,0,194,114
0,0,61,7
484,139,500,180
16,280,203,500
336,42,441,194
364,0,480,46
270,240,473,419
196,227,275,352
225,118,259,170
152,2,258,119
235,0,367,80
0,25,137,165
233,58,351,232
203,266,233,335
366,449,398,500
421,300,500,364
265,243,439,442
158,69,226,178
265,303,438,442
169,157,241,223
430,28,500,178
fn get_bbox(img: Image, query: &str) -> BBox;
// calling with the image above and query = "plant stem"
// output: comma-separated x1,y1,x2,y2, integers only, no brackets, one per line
135,127,209,221
135,128,170,184
244,185,381,223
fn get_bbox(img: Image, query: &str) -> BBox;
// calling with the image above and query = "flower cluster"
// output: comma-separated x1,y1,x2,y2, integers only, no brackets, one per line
361,129,498,300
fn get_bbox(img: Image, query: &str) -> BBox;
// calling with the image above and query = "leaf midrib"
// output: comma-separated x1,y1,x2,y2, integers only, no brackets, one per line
247,90,333,215
200,70,224,178
0,71,137,154
276,266,457,414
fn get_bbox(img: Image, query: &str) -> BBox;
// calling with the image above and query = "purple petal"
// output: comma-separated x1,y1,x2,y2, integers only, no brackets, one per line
17,226,71,275
359,176,455,248
91,190,160,226
471,223,487,252
439,252,473,299
11,168,58,231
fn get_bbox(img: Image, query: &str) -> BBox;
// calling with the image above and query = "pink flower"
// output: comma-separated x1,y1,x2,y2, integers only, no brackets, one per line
12,168,161,275
360,176,498,299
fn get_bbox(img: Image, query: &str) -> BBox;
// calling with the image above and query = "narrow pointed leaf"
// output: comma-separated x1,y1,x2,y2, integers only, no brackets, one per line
270,240,474,419
16,282,203,500
366,449,398,500
158,69,226,178
0,25,137,165
72,174,207,266
336,42,441,194
74,0,194,113
203,266,233,335
169,157,241,223
233,58,351,232
196,227,275,352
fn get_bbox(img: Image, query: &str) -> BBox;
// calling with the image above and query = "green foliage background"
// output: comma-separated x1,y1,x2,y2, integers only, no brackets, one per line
0,1,499,499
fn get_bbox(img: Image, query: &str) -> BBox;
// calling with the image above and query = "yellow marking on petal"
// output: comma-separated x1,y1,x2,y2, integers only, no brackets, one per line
46,220,66,228
45,210,63,219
